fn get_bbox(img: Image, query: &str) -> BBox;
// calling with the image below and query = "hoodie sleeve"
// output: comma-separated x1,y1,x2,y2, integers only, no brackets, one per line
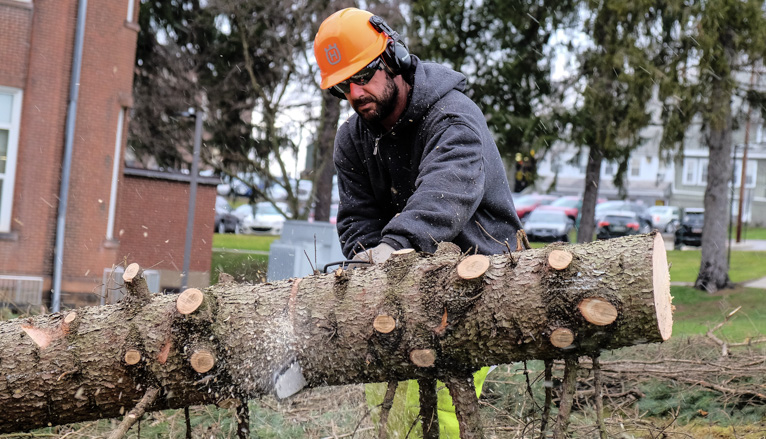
380,114,485,253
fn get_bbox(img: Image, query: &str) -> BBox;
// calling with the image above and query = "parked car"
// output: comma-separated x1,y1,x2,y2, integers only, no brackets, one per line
513,194,558,219
646,205,682,232
215,196,241,234
241,201,290,235
523,209,574,242
674,208,704,248
594,200,652,233
596,211,641,240
538,196,605,222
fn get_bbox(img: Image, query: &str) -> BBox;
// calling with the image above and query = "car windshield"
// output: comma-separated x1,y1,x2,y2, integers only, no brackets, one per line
256,203,282,215
550,198,579,208
597,201,624,211
684,212,704,222
528,211,565,223
604,214,635,225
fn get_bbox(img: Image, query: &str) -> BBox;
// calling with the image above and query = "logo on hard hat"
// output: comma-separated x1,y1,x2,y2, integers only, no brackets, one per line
325,44,341,65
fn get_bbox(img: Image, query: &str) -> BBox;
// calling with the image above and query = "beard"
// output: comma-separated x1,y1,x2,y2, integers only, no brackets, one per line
350,75,399,124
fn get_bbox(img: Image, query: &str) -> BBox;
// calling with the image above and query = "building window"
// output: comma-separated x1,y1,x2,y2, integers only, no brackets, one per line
0,87,22,233
603,161,616,176
681,157,709,186
698,158,708,185
630,158,641,177
733,159,758,189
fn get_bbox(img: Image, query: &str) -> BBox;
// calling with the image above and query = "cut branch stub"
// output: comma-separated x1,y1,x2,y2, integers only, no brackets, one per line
373,315,396,334
190,349,216,373
176,288,204,315
124,349,142,365
550,328,574,348
578,297,618,326
64,312,78,325
456,254,490,280
391,248,415,257
410,349,436,367
548,249,573,270
122,263,141,283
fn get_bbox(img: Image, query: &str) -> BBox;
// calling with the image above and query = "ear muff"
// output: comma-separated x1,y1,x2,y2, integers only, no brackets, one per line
328,87,347,100
369,15,411,75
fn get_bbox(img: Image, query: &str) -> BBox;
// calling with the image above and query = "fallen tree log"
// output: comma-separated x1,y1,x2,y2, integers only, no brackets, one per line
0,232,672,434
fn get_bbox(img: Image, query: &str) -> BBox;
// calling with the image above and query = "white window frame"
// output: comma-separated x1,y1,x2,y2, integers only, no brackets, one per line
733,159,757,189
106,108,125,240
127,0,135,23
682,157,698,186
697,158,708,186
0,87,23,233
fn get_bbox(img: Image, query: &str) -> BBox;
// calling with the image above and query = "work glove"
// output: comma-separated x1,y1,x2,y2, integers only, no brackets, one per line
352,242,397,265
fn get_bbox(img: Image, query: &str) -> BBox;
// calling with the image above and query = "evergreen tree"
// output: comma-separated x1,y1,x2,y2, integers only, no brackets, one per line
657,0,766,292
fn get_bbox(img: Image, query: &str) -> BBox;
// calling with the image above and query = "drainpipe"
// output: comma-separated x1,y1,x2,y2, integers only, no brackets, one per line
52,0,88,313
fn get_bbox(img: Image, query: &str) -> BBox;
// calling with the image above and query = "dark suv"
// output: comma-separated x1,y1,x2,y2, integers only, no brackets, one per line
674,208,704,248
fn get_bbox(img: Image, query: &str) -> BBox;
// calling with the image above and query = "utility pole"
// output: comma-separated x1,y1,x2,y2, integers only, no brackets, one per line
736,66,757,243
180,109,204,290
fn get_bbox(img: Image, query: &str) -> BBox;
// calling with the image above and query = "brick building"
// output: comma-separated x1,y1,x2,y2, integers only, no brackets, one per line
0,0,215,309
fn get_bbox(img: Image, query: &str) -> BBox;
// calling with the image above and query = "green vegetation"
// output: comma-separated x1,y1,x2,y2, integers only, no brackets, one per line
671,286,766,340
737,226,766,240
669,250,766,283
213,234,278,252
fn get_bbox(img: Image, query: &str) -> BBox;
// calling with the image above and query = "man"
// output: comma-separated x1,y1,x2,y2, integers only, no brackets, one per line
313,8,523,437
314,8,523,264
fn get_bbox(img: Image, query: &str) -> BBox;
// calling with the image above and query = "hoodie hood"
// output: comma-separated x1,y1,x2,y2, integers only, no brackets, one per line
363,56,467,136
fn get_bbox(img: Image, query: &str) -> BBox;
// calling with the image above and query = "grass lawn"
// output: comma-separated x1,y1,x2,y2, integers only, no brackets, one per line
668,249,766,283
212,233,278,252
739,225,766,240
670,285,766,340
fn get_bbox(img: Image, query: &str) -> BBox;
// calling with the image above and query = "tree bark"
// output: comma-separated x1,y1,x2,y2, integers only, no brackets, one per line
311,90,340,222
695,35,735,293
0,233,672,434
577,147,603,243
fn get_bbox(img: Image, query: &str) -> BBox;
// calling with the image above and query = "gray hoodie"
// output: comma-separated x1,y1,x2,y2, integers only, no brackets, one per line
334,56,523,257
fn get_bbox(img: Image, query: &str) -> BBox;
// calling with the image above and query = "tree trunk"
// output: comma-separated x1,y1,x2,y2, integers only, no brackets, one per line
312,90,340,222
695,36,735,294
0,233,672,434
577,147,603,243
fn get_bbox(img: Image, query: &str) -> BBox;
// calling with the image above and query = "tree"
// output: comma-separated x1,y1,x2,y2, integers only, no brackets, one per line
129,0,326,218
0,234,672,437
566,0,663,243
407,0,577,184
657,0,766,292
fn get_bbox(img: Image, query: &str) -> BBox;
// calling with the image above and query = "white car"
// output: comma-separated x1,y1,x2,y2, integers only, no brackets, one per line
239,202,289,235
646,205,681,232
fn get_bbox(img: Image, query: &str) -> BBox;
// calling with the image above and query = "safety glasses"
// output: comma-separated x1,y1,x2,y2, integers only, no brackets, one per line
332,58,384,94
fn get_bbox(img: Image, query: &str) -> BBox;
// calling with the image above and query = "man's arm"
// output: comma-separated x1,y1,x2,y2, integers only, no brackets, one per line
334,135,389,259
380,119,486,253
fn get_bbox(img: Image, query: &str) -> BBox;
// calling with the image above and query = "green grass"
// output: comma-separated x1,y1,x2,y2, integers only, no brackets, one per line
737,226,766,240
213,233,278,252
670,285,766,340
668,250,766,283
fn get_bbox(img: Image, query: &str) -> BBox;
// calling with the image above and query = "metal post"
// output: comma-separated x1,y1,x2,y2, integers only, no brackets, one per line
52,0,88,312
727,143,737,268
181,110,204,290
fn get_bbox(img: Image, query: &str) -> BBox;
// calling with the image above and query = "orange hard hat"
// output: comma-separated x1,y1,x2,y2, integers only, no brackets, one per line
314,8,389,89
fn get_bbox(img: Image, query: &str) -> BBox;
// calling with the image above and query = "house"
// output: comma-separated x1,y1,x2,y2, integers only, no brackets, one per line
533,80,766,226
0,0,216,311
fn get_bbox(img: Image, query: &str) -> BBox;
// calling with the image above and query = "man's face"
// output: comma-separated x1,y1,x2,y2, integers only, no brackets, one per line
346,69,399,124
